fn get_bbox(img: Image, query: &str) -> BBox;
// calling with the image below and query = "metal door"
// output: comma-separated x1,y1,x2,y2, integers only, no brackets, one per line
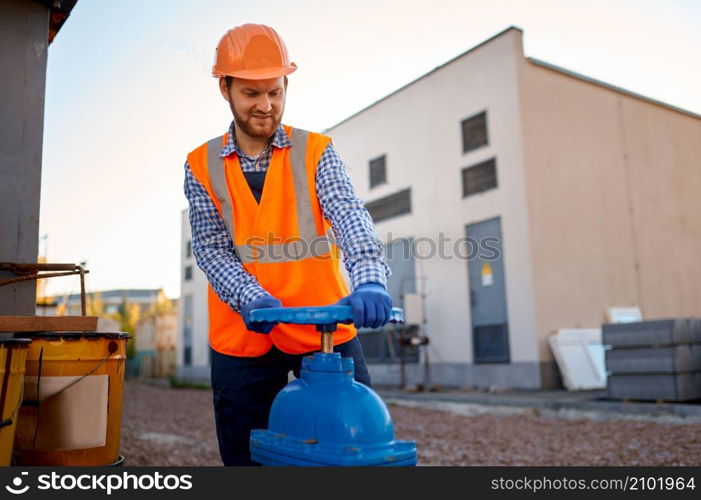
466,217,510,363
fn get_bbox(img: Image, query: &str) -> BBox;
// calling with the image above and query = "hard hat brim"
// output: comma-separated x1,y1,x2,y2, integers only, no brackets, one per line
212,63,297,80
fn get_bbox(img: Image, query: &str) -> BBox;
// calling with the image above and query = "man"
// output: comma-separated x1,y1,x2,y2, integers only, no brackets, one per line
183,24,393,466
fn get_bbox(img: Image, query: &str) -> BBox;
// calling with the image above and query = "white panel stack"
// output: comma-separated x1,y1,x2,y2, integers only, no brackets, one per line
549,329,607,391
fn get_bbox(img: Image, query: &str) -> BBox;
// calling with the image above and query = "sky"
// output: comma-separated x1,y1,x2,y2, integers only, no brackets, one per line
39,0,701,299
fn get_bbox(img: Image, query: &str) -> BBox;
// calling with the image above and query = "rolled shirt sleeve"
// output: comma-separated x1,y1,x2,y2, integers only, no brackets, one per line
184,162,267,311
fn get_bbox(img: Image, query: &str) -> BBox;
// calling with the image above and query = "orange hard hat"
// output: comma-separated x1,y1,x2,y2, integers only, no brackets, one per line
212,24,297,80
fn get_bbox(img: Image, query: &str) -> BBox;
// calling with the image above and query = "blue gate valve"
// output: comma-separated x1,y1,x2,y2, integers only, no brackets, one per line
248,305,417,466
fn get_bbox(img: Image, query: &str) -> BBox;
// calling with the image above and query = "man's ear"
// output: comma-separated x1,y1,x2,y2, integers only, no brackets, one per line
219,77,231,102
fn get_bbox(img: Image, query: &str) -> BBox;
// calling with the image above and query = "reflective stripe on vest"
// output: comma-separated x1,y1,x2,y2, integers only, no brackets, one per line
206,128,334,264
187,125,356,356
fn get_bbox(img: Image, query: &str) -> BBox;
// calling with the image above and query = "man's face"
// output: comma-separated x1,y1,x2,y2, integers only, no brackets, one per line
220,76,286,140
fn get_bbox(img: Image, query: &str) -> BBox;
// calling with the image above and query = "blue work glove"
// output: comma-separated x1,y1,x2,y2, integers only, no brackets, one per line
336,282,392,329
240,294,282,334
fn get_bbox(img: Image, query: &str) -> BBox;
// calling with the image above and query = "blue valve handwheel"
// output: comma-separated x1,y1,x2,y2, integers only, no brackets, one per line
249,305,404,325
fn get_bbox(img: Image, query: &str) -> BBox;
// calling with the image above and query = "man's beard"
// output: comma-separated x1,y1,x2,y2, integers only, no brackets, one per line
230,101,282,140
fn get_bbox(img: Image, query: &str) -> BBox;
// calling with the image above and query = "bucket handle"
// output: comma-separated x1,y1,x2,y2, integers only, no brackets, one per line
0,343,29,428
22,350,116,407
0,379,24,429
26,348,117,457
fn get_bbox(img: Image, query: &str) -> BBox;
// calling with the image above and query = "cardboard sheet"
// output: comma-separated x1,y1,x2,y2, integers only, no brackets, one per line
23,375,108,451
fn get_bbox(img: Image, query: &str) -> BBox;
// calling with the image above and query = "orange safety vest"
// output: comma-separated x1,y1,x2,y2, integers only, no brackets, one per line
187,125,356,357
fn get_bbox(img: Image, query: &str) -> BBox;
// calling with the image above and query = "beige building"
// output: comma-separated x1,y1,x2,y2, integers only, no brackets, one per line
326,26,701,389
135,311,178,378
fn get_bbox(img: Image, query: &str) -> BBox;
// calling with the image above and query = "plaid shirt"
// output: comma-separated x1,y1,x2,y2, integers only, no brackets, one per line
184,122,390,311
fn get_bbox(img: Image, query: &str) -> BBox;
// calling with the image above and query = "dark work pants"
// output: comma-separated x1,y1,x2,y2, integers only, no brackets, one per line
210,337,371,466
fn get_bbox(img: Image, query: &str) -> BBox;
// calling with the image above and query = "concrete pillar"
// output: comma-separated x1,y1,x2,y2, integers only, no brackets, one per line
0,0,49,314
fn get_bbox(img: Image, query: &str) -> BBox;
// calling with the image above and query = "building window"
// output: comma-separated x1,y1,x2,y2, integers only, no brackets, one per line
461,111,488,153
369,155,387,188
462,158,497,197
184,266,193,281
186,240,192,258
365,188,411,223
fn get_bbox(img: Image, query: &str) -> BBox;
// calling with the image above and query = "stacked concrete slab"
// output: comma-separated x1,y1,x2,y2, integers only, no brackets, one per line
603,319,701,401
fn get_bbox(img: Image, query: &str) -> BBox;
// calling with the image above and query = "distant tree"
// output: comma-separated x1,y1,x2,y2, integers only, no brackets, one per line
86,292,105,317
145,289,175,317
116,297,141,358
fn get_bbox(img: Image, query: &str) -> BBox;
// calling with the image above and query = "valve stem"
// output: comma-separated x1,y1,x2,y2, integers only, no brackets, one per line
321,331,334,353
317,323,337,354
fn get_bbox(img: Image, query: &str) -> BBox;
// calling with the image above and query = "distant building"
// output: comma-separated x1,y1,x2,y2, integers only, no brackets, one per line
177,27,701,389
177,212,210,382
135,311,178,379
56,289,165,316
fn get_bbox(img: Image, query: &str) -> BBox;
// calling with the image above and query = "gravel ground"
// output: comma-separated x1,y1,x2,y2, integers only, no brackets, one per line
121,380,220,466
120,380,701,466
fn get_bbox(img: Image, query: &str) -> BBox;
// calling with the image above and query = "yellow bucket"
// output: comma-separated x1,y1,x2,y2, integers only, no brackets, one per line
0,338,31,466
13,331,129,466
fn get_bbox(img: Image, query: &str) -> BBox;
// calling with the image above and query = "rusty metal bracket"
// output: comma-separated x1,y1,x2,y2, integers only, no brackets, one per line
0,262,90,316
